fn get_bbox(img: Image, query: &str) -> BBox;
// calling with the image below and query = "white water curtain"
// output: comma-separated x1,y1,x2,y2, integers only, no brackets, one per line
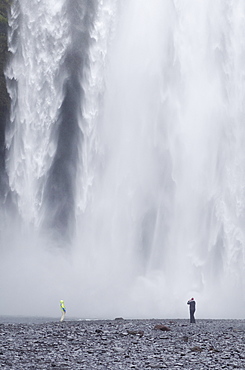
1,0,245,319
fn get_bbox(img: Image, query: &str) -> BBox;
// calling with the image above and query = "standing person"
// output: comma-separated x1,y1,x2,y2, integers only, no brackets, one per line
60,300,66,322
187,298,196,323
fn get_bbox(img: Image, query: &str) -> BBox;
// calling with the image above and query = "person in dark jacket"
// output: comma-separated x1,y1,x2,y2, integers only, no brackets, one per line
187,298,196,323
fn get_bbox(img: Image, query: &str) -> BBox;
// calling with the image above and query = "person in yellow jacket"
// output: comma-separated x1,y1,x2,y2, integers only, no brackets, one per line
60,300,66,322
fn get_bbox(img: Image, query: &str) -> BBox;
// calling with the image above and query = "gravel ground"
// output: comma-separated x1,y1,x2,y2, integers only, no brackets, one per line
0,318,244,369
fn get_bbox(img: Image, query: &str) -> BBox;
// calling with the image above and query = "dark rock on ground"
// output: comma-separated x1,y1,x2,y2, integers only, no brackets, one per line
127,329,144,337
154,324,171,331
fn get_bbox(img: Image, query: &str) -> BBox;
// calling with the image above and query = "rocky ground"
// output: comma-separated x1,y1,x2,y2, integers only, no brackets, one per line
0,318,244,369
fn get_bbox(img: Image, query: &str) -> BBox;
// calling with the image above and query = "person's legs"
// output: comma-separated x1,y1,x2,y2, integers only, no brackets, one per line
60,310,65,322
190,310,195,323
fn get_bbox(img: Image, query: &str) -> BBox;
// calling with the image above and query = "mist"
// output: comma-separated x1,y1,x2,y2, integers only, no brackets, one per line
1,0,245,320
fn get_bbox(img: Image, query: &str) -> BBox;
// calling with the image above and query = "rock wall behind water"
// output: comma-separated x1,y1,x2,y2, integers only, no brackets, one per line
0,0,10,195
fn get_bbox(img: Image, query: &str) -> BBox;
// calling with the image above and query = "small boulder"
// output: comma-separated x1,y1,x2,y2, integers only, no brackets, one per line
208,346,220,352
154,324,171,331
127,330,144,337
190,346,202,352
95,329,103,334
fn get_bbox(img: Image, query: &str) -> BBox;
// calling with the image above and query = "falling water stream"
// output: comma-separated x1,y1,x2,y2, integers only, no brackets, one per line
0,0,245,319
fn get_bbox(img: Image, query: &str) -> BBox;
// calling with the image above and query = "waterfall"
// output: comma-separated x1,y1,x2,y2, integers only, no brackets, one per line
5,0,70,227
1,0,245,318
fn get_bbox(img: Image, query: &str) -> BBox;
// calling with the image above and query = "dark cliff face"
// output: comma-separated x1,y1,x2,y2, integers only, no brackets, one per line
0,0,11,195
42,0,97,243
0,0,10,110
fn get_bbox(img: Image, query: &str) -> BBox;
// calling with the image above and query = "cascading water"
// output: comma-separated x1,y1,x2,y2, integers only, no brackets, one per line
5,0,70,227
0,0,245,319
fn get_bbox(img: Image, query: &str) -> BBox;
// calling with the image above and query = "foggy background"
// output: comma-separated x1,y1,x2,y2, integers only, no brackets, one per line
0,0,245,320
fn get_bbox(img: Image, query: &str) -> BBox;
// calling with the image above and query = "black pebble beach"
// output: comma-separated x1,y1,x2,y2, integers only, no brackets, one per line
0,318,244,369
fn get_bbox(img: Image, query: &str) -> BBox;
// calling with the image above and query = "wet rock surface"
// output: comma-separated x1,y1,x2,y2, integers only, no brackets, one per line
0,318,244,369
